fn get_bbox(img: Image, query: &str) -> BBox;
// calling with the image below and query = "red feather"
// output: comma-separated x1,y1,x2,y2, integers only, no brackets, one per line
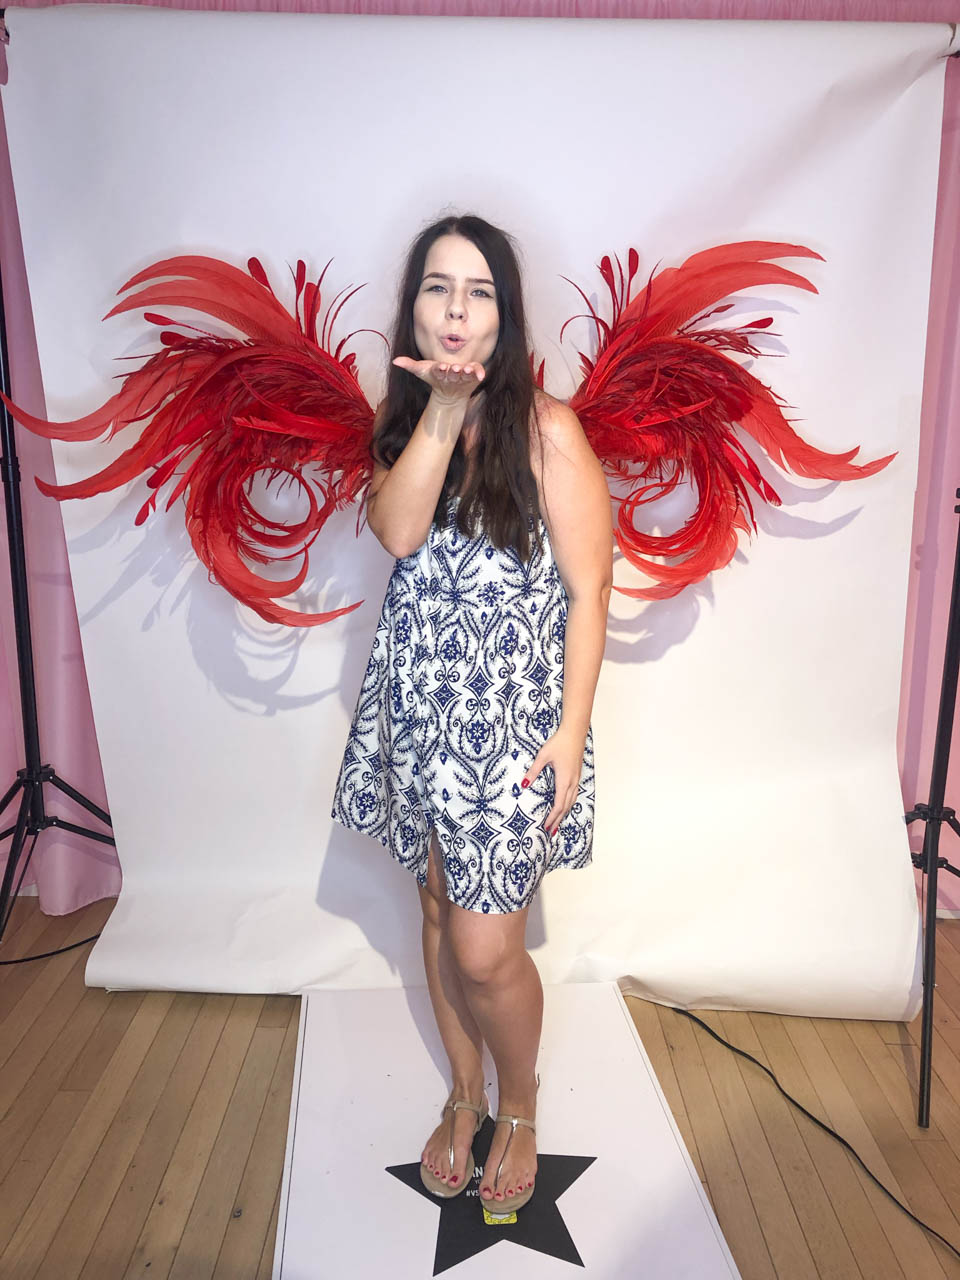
564,241,897,600
0,255,380,626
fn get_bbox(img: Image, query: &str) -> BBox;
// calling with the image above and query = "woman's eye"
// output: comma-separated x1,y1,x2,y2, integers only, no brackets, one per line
424,285,492,297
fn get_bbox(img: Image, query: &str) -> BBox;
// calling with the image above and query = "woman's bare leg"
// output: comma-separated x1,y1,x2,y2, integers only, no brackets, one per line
447,902,542,1204
418,831,486,1187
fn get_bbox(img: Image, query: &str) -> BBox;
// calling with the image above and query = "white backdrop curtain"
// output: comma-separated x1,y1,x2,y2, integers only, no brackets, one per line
0,7,955,1017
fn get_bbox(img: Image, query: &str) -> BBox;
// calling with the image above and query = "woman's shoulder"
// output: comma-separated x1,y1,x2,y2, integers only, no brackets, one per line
531,389,584,457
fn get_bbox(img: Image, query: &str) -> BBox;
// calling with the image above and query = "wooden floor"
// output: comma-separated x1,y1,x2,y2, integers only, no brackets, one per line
1,898,960,1279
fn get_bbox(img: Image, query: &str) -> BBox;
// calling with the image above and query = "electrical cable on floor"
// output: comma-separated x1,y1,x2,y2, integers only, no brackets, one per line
674,1006,960,1264
0,933,102,963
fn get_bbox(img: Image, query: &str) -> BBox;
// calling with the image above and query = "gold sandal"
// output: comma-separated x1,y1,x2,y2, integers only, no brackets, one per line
489,1113,537,1210
420,1090,490,1198
487,1075,540,1212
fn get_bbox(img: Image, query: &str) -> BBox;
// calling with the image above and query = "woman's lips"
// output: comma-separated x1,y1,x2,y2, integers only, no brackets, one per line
440,335,467,352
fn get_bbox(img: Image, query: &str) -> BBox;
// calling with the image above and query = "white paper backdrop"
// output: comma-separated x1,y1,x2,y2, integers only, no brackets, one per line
3,6,948,1016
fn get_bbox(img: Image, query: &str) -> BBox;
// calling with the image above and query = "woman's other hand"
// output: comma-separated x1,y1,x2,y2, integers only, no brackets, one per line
522,724,586,837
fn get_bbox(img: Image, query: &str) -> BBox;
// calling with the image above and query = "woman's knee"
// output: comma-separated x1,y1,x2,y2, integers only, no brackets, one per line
448,910,527,986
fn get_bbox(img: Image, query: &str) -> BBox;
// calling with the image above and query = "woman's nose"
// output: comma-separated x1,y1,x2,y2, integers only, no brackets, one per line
446,296,465,319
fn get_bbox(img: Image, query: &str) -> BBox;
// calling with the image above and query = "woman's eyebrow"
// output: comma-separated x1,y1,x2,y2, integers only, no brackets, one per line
422,271,495,287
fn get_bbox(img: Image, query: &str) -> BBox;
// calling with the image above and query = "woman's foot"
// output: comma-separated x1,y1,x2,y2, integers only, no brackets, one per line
478,1082,538,1205
421,1078,486,1188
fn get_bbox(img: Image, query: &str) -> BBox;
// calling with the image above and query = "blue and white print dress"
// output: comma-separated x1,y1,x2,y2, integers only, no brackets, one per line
330,494,595,914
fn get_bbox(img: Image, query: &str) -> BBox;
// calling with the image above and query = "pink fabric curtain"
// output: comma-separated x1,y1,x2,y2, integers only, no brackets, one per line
1,2,958,915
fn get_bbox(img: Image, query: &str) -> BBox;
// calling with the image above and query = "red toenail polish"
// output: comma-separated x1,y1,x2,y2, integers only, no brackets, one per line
450,1176,458,1184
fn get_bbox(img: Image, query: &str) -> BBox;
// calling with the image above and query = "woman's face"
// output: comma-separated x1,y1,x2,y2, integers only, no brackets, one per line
412,234,500,367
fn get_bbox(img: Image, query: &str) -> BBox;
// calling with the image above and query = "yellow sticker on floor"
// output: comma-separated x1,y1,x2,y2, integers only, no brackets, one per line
482,1204,517,1226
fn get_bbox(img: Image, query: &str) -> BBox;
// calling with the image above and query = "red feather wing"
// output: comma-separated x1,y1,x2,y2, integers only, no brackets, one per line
565,241,897,600
0,255,379,626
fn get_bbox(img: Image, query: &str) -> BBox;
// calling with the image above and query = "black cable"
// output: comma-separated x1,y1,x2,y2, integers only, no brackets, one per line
0,829,103,962
674,1006,960,1263
0,932,102,964
0,827,104,961
0,828,104,961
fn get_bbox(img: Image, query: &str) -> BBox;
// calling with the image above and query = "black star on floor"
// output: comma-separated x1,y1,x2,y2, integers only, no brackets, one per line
386,1114,596,1274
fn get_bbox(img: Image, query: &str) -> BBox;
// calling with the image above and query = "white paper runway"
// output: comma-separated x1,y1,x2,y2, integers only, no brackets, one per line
273,982,739,1278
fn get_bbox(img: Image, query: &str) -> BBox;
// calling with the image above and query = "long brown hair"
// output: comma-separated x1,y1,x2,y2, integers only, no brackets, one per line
372,213,544,562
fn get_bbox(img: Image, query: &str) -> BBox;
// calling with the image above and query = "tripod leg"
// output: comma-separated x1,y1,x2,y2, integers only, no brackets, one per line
0,775,22,822
48,772,112,829
918,819,941,1128
0,783,34,938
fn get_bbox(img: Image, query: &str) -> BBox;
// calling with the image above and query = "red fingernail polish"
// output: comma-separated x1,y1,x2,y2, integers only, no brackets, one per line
521,779,529,788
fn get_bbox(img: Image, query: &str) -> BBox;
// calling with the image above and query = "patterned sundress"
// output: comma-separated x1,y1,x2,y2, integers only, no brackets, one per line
330,493,595,914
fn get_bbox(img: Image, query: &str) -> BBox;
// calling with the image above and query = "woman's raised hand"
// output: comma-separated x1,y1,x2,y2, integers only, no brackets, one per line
392,356,485,406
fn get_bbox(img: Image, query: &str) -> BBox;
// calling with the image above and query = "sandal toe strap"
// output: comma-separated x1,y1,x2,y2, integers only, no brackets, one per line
443,1093,489,1172
493,1114,536,1190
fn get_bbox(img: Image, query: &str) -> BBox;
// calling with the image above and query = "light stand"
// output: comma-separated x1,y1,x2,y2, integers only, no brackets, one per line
0,242,114,942
905,486,960,1127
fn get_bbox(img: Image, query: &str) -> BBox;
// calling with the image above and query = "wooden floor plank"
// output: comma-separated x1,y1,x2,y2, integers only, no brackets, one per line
844,1017,946,1140
779,1014,936,1279
0,894,50,956
77,995,237,1280
33,994,205,1280
169,1022,288,1279
657,1006,777,1279
213,1014,300,1280
60,988,150,1093
0,920,92,1062
693,1010,820,1280
255,1184,282,1280
121,997,264,1280
0,990,175,1280
0,983,116,1192
0,1089,89,1254
0,950,102,1123
722,1011,865,1280
888,1036,960,1154
624,994,706,1182
814,1017,960,1273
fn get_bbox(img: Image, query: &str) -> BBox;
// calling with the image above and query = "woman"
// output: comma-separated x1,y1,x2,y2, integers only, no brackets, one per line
331,213,612,1211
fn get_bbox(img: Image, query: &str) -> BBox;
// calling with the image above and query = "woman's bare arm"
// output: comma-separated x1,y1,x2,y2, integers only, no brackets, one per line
535,400,614,743
365,360,484,559
365,397,465,558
